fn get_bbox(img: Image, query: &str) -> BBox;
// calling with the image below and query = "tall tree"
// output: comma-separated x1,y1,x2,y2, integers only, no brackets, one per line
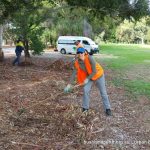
10,1,44,57
0,0,37,60
10,0,61,57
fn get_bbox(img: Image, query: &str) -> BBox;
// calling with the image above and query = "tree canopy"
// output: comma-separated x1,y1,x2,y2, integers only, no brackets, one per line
1,0,150,59
0,0,30,23
66,0,150,20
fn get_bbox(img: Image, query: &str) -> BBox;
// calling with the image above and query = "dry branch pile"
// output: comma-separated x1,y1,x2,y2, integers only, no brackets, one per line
45,59,73,71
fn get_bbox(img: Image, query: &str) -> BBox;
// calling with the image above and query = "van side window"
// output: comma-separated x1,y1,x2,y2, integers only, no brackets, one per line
83,40,90,45
58,40,75,45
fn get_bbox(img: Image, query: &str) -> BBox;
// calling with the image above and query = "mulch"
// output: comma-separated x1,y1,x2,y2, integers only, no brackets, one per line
0,57,149,150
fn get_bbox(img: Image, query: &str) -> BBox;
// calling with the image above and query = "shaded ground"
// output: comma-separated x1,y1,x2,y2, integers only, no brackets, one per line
0,55,150,150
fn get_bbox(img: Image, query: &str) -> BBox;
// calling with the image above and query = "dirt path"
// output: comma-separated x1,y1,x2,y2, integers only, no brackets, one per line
0,56,149,150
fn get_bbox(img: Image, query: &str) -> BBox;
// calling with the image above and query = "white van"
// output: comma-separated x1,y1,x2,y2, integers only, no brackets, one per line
56,36,99,54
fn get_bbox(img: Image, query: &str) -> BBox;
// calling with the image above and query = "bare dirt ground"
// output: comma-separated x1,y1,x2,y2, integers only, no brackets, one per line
0,53,150,150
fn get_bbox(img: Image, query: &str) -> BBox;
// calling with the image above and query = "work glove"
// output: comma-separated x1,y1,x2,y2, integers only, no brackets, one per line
64,84,72,93
83,78,89,85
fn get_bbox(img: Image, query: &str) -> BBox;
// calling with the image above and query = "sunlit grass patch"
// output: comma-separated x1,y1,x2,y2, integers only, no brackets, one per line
97,43,150,100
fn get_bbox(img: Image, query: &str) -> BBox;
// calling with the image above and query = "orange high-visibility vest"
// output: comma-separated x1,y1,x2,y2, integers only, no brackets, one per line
74,55,104,84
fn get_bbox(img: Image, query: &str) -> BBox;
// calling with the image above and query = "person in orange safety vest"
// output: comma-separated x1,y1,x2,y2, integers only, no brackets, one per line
74,40,83,49
64,47,112,116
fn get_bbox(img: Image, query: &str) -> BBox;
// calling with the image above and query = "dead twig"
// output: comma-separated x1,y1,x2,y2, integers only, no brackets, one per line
16,84,82,117
11,141,45,148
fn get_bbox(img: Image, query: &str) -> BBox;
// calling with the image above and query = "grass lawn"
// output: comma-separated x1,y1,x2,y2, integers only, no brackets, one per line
96,43,150,99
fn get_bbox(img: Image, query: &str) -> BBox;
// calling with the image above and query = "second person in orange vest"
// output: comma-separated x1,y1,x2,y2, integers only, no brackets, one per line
74,40,83,49
64,47,112,116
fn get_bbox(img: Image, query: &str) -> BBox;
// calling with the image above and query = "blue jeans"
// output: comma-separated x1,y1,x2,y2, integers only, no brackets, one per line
82,74,111,110
13,52,21,65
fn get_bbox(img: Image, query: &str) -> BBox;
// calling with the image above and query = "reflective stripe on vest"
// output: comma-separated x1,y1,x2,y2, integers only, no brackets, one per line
74,55,104,84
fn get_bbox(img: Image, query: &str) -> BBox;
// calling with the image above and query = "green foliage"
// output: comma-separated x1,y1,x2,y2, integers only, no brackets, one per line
145,29,150,44
116,17,150,44
116,20,135,43
0,0,43,23
41,7,91,46
41,28,57,47
66,0,150,20
8,1,52,55
56,8,86,36
30,34,45,55
56,17,83,36
2,0,150,53
132,0,150,20
93,16,121,43
29,25,45,55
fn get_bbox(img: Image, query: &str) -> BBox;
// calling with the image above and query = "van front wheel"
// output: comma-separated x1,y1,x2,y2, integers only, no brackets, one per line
60,48,66,54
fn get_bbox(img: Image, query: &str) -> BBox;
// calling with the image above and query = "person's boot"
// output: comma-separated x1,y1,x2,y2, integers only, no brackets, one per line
105,109,112,116
82,108,88,112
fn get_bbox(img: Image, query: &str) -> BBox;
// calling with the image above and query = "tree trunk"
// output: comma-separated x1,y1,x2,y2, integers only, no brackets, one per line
23,39,32,64
24,39,30,58
141,38,144,45
83,18,93,38
0,25,4,61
